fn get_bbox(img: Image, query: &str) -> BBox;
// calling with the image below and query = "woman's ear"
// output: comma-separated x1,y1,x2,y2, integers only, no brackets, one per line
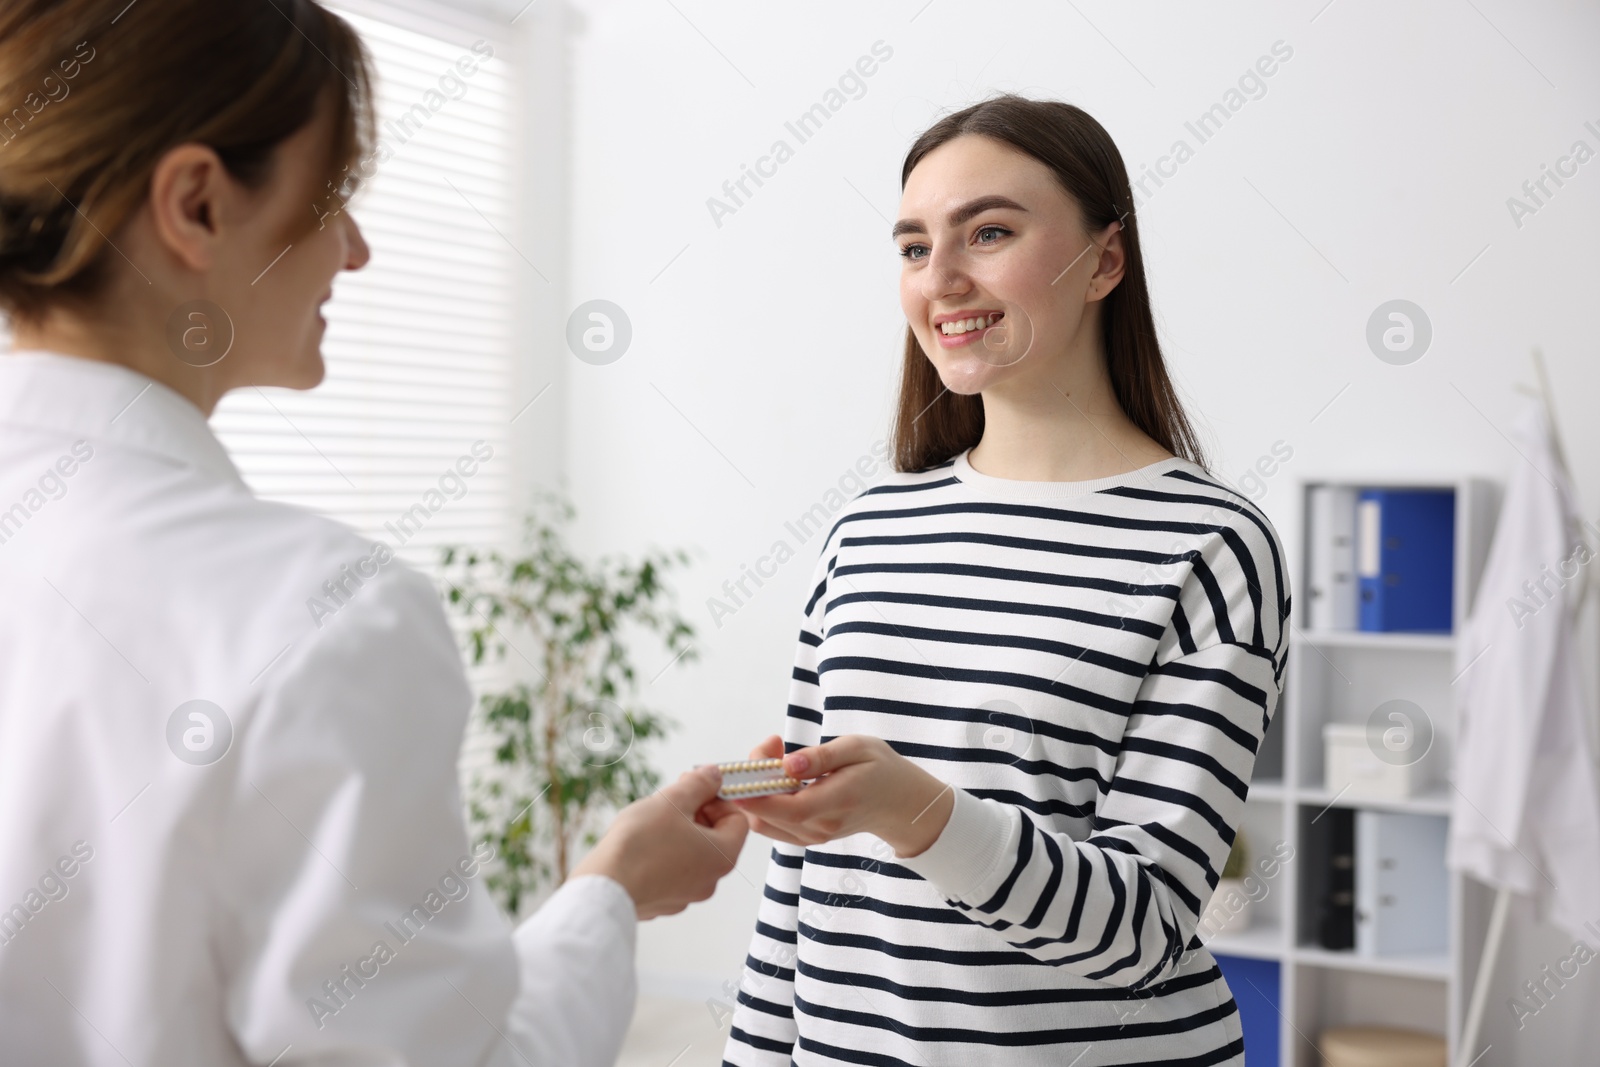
146,143,230,272
1086,219,1127,302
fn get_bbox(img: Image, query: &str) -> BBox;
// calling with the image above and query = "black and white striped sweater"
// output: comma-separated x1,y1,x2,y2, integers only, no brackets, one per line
721,446,1290,1067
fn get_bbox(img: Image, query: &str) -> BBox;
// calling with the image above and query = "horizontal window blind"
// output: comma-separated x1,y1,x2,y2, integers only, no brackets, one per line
212,2,518,577
209,3,526,782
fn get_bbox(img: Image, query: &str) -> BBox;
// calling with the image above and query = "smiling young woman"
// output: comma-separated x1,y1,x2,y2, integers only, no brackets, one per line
722,95,1290,1067
888,95,1207,482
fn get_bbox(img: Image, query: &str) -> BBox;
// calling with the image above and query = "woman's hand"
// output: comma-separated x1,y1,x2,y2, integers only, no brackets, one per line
732,734,956,858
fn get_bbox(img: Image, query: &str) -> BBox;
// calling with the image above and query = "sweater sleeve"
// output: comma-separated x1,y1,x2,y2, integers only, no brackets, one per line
896,538,1288,990
721,550,831,1065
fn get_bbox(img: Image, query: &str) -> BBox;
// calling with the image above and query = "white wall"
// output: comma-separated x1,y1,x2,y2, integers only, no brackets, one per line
548,0,1600,1060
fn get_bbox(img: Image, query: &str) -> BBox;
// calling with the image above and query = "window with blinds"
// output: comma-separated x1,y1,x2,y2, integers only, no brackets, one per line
211,1,519,577
213,2,526,780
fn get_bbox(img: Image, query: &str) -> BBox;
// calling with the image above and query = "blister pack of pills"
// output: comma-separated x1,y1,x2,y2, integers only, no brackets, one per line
715,757,803,799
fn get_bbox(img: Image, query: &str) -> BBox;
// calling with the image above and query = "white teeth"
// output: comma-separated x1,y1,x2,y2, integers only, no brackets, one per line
940,312,1002,335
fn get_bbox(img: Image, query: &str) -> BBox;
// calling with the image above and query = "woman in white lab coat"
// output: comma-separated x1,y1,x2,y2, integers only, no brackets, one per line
0,2,746,1064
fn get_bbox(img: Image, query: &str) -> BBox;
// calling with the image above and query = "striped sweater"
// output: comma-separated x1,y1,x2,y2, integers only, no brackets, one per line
721,446,1290,1067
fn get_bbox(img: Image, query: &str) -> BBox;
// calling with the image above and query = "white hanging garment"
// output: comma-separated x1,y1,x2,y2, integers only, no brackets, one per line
1447,395,1600,941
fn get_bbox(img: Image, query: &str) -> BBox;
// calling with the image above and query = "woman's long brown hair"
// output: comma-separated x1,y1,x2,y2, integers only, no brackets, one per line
0,0,375,322
889,94,1208,475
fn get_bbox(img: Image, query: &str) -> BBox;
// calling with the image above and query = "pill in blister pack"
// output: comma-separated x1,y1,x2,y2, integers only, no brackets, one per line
715,757,803,799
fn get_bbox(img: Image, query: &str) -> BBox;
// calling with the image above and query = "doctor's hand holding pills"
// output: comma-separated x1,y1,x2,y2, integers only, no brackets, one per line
727,734,958,859
573,765,748,920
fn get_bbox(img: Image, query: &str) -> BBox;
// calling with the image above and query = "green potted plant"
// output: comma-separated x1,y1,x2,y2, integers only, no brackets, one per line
440,489,698,918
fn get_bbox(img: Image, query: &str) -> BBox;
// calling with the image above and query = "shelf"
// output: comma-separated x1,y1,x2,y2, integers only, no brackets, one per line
1293,943,1452,981
1296,629,1455,653
1297,781,1453,816
1204,922,1286,961
1281,474,1499,1065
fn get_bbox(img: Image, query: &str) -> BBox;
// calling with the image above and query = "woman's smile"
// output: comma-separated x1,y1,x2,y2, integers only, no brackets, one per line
932,309,1005,348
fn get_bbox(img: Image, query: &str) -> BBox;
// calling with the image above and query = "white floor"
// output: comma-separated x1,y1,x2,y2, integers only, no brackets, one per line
615,995,733,1067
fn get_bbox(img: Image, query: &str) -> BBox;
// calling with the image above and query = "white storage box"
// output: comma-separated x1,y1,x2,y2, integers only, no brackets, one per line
1323,722,1432,800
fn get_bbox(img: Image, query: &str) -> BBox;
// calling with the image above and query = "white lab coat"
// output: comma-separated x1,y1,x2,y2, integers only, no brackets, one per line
1448,395,1600,940
0,352,637,1066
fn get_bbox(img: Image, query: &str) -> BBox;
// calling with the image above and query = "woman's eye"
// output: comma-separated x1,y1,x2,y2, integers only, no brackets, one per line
898,243,929,261
975,225,1010,244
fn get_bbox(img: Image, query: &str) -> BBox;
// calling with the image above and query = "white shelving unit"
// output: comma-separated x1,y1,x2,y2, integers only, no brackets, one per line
1200,473,1501,1067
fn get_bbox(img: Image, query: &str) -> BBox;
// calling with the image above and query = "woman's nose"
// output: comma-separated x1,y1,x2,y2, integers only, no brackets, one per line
920,246,970,301
343,214,371,271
